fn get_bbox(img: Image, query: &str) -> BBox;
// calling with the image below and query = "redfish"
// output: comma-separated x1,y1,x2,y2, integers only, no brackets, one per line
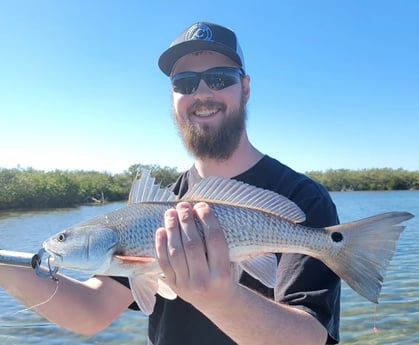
43,170,413,314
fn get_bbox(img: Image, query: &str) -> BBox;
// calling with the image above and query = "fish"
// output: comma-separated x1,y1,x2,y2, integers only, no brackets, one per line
42,170,414,315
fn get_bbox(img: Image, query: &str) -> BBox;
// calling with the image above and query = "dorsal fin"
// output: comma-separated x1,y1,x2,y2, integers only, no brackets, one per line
128,170,176,204
182,176,306,223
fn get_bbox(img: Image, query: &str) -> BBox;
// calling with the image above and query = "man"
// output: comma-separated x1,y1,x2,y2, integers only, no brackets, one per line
0,22,340,344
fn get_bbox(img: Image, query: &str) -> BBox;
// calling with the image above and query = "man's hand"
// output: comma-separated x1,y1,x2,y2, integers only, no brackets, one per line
155,202,237,309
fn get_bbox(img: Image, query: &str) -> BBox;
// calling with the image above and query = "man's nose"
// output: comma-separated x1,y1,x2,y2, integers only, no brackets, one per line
193,79,214,98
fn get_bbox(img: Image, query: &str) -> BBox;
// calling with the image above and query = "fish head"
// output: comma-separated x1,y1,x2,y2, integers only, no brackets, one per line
43,224,118,274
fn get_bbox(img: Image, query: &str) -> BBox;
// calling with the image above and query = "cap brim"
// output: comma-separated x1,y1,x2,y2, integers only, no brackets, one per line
158,40,243,76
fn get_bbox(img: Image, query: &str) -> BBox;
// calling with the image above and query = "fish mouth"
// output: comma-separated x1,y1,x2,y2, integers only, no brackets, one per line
35,248,60,281
42,247,63,264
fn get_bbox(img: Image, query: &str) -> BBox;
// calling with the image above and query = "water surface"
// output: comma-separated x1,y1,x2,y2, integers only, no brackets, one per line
0,191,417,344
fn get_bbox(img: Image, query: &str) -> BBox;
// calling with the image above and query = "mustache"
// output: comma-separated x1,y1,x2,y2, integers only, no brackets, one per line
187,100,226,114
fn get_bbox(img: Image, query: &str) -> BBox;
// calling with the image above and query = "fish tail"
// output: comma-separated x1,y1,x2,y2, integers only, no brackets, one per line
322,211,414,303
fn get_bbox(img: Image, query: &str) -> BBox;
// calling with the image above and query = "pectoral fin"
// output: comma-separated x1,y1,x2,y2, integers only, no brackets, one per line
129,274,159,315
157,278,177,300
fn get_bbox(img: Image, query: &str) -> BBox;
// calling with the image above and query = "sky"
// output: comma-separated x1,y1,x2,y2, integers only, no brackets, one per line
1,0,418,175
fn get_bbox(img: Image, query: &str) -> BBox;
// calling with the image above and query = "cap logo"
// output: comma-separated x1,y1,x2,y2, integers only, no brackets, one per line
185,23,213,41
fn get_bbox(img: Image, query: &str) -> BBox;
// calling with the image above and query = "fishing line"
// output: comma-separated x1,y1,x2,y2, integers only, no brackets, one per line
9,251,61,315
13,279,60,315
1,280,60,345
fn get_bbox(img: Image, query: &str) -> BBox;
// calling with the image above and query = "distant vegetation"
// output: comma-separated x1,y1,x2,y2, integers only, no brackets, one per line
306,168,419,192
0,164,180,211
0,165,418,211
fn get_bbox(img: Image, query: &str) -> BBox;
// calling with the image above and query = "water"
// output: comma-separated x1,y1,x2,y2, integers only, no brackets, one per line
0,192,418,344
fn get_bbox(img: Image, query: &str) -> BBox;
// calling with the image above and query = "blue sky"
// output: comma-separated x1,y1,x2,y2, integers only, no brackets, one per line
1,1,418,174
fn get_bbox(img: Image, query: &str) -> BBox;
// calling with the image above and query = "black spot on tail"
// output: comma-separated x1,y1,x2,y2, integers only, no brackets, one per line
331,232,343,242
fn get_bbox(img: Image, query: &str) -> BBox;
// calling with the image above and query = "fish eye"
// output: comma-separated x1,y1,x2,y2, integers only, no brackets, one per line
57,232,66,242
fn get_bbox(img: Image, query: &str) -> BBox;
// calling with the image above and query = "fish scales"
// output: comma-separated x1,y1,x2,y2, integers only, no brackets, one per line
110,203,173,257
210,203,322,257
117,201,327,261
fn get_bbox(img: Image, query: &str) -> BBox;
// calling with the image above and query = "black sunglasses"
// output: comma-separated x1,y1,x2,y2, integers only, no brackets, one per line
171,66,244,95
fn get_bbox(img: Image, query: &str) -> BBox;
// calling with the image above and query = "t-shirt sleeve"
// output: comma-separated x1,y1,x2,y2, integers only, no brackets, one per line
109,276,140,310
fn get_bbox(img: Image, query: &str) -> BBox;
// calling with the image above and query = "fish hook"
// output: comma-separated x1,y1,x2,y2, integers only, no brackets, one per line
34,248,59,281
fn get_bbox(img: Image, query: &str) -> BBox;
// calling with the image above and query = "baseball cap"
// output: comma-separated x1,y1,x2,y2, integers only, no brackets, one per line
158,22,245,76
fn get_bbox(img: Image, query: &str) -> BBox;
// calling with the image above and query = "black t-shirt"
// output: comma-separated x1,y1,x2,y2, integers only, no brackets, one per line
113,155,341,344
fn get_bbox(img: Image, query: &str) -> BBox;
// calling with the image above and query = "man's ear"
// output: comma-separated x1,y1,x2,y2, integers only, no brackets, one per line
242,75,250,100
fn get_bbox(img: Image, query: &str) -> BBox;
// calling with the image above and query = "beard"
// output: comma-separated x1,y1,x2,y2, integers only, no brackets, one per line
173,95,247,161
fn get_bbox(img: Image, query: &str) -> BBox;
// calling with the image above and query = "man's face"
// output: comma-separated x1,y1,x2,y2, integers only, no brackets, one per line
171,51,250,161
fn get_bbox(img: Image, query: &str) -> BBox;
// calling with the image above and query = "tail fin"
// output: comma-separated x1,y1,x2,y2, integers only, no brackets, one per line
323,211,414,303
